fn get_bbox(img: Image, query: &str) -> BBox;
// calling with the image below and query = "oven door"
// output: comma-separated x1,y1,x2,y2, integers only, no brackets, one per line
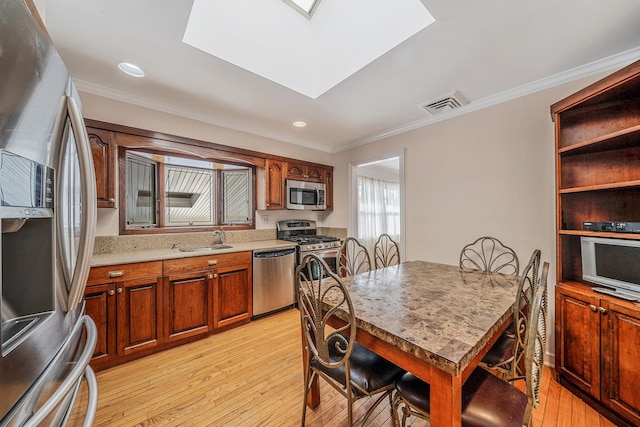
300,248,338,279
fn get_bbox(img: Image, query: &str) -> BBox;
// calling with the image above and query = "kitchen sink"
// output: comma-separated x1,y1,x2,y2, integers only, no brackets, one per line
178,244,233,252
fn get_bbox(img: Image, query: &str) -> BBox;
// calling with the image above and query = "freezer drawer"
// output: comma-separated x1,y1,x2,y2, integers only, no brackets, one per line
252,248,296,317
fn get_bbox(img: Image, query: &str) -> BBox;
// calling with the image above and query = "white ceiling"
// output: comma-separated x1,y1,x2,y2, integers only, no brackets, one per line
44,0,640,153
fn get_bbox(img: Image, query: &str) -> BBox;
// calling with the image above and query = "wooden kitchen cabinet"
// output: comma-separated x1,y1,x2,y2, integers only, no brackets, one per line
552,59,640,426
213,261,252,329
86,123,117,208
84,261,163,370
285,161,324,183
556,283,640,426
265,159,285,210
162,268,213,342
163,251,252,336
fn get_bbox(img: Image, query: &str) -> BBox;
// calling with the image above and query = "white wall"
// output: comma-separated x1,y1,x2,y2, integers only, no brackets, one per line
329,74,606,363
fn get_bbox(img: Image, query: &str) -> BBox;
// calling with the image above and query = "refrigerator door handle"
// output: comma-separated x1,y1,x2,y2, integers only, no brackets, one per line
58,365,98,427
64,95,97,312
22,315,97,427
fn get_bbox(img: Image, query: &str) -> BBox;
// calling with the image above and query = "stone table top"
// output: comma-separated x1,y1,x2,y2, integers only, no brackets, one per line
327,260,521,376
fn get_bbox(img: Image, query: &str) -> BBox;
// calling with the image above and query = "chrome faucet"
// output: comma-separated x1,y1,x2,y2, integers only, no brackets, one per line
212,227,226,244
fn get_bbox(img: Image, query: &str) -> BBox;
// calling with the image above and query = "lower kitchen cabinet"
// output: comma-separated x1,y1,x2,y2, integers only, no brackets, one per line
213,262,252,329
556,282,640,426
84,261,163,370
163,270,213,342
85,252,253,370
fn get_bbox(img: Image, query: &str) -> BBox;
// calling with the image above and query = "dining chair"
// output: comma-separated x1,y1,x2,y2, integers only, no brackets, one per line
459,236,520,276
392,262,549,427
374,233,401,269
297,254,404,426
338,237,372,277
479,249,541,380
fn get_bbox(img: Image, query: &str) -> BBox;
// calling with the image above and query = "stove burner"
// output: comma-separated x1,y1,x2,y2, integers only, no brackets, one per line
283,235,340,244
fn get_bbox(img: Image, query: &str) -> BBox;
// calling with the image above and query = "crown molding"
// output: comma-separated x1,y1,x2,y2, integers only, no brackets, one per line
74,79,335,153
336,47,640,153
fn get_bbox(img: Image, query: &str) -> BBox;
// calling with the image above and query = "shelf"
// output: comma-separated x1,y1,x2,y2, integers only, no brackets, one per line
558,124,640,156
559,180,640,194
558,230,640,240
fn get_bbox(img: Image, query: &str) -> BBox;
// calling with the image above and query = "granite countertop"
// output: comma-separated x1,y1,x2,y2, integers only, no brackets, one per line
91,239,298,267
323,260,520,376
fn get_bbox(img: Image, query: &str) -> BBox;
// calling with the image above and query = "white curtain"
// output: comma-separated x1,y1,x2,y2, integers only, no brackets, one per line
357,175,400,256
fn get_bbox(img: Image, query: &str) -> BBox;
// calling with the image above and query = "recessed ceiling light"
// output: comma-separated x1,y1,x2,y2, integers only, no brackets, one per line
292,121,307,127
118,62,145,78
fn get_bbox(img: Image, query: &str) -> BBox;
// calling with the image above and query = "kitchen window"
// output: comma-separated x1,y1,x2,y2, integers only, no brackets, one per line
123,149,253,232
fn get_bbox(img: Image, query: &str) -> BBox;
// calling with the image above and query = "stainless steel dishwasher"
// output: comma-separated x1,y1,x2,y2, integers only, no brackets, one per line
252,248,297,317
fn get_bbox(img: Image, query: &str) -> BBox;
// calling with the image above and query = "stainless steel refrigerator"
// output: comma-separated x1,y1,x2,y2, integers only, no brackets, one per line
0,0,98,425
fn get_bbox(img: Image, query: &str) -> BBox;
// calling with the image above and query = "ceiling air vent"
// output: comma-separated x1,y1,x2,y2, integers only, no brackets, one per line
419,91,468,115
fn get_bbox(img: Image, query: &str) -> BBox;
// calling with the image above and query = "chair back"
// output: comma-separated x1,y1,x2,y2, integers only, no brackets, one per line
297,254,357,369
374,234,400,269
459,236,519,275
510,249,541,380
338,237,372,277
523,262,549,426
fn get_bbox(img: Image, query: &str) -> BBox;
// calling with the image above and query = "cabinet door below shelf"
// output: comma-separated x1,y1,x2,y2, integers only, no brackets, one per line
555,284,601,398
601,300,640,425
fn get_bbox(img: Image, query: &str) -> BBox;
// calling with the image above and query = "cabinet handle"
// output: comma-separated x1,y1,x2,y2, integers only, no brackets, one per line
108,270,124,278
208,259,218,266
598,306,607,315
108,198,116,203
213,273,218,279
208,274,213,279
108,289,115,296
116,287,123,294
589,304,597,312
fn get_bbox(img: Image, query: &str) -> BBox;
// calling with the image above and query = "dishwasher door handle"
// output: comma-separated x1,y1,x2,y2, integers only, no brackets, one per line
254,248,296,258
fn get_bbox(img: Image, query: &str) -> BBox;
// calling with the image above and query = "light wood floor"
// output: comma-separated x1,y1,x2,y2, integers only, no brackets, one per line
69,309,620,427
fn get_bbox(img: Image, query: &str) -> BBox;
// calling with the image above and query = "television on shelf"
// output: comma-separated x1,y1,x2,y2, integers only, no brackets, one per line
581,236,640,301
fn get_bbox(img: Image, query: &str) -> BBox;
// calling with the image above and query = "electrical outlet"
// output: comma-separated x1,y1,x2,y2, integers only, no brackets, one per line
262,215,269,223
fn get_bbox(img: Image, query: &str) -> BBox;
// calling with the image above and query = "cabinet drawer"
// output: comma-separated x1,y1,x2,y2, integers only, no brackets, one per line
87,261,163,285
163,251,252,275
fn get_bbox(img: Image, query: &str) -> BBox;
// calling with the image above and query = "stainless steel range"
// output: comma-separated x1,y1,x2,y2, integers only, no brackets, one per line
276,220,341,272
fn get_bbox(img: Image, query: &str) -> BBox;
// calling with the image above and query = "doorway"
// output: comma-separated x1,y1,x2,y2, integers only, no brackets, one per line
350,151,404,260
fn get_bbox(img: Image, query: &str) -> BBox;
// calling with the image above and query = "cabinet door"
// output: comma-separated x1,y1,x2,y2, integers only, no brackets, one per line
601,300,640,425
305,165,324,183
555,285,601,398
164,271,212,342
86,126,116,208
213,263,252,329
84,283,117,368
265,159,285,210
285,162,306,180
324,168,333,211
117,277,163,356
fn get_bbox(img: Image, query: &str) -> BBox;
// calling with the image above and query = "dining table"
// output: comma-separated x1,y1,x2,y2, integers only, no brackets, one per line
302,260,522,427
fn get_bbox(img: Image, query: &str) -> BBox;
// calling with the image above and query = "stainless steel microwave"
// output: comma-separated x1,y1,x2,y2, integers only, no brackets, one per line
286,179,326,210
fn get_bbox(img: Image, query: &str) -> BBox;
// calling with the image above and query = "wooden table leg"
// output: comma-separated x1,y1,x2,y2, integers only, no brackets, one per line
430,367,462,427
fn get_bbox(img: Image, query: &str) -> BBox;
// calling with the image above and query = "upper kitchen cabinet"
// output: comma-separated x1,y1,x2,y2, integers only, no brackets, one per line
265,159,285,210
86,122,117,208
285,161,325,183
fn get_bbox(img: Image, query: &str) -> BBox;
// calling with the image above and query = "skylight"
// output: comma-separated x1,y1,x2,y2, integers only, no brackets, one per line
183,0,435,99
283,0,322,18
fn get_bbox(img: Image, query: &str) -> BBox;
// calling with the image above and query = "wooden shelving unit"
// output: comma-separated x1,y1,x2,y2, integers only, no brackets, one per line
551,59,640,427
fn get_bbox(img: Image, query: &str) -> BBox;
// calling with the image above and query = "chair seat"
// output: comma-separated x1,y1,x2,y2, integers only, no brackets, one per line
481,328,514,368
312,338,405,396
395,368,528,427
